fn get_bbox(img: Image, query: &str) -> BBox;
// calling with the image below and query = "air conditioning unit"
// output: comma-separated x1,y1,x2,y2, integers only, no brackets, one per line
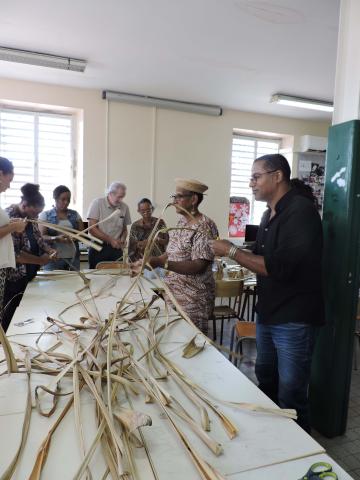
300,135,327,152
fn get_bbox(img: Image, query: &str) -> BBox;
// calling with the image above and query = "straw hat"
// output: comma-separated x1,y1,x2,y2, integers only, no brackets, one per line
175,178,208,194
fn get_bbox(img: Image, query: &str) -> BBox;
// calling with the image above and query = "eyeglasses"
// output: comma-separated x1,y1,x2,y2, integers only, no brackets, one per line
249,169,278,183
170,193,193,201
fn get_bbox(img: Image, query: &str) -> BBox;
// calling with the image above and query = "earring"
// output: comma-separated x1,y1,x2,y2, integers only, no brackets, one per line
191,208,196,215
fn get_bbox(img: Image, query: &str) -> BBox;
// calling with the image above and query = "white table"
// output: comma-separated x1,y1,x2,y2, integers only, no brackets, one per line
0,272,353,479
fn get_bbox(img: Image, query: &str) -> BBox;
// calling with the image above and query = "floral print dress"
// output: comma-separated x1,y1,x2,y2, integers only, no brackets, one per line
165,214,218,335
128,217,168,261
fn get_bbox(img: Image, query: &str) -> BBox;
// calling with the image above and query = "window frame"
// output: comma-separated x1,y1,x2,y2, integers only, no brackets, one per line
0,106,77,209
230,133,281,224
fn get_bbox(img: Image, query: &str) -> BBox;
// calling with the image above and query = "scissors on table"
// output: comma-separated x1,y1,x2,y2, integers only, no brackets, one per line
299,462,338,479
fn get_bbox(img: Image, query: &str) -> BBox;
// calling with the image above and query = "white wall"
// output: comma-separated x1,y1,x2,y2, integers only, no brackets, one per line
108,102,330,235
0,77,330,236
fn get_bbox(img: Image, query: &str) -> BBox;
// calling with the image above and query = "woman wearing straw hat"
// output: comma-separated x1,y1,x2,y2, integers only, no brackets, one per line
132,178,218,335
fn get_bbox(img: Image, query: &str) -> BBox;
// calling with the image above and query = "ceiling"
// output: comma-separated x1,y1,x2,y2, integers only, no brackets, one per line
0,0,340,120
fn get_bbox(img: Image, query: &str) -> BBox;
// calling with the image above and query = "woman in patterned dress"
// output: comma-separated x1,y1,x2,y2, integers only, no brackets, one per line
128,198,168,262
2,183,56,331
131,179,218,335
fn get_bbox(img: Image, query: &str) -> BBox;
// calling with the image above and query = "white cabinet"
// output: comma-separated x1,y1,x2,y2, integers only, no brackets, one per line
299,135,327,152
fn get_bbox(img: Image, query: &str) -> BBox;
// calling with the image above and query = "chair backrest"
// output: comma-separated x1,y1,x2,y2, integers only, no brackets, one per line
235,320,256,338
215,279,243,299
96,261,127,270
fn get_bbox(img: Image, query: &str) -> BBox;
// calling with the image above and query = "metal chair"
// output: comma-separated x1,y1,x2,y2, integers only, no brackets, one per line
229,320,256,366
240,283,258,322
211,279,244,344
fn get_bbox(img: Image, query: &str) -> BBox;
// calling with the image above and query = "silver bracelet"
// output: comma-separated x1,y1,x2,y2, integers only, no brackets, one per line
228,244,238,260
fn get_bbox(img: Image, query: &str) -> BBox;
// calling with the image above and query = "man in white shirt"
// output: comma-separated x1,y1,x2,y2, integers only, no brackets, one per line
87,182,131,268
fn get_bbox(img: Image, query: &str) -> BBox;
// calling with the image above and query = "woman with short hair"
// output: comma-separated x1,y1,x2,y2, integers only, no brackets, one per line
39,185,84,270
128,198,168,262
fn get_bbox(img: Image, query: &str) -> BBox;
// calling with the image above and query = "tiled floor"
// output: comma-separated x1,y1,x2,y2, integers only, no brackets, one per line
210,317,360,480
312,370,360,480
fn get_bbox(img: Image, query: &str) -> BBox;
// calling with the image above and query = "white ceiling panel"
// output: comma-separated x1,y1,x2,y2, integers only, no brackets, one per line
0,0,340,120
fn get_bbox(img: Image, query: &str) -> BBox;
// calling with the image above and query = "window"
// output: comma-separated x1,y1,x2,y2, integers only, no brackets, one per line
230,134,280,224
0,108,75,209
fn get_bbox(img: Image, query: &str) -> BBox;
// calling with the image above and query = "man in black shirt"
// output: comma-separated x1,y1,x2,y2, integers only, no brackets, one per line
210,154,324,433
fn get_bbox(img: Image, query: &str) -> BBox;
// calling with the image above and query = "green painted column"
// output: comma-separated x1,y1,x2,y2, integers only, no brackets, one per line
310,119,360,437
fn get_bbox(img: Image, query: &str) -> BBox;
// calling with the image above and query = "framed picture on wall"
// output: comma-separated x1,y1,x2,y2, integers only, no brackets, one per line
228,196,250,237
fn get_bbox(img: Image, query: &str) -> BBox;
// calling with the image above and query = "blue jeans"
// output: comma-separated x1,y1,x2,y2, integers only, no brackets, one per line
255,321,318,433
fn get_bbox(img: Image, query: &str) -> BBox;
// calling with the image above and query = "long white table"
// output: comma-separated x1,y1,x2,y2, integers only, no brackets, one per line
0,271,353,479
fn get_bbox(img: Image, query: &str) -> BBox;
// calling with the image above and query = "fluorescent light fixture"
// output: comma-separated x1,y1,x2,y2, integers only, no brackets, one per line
103,90,222,116
271,94,333,113
0,46,86,72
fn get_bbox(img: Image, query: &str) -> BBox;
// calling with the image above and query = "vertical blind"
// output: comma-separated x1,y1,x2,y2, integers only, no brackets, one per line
230,135,280,224
0,108,74,209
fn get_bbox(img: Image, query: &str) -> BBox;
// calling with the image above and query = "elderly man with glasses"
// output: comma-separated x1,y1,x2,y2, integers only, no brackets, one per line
210,154,324,433
87,182,131,268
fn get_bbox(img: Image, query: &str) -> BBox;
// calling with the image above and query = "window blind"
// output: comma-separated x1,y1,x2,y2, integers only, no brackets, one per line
231,135,280,224
0,108,74,209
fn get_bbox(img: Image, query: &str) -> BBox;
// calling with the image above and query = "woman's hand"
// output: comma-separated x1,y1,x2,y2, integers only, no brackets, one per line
39,253,51,265
130,259,143,277
110,238,122,249
209,239,232,257
48,249,58,260
137,239,148,251
39,249,58,265
10,218,26,233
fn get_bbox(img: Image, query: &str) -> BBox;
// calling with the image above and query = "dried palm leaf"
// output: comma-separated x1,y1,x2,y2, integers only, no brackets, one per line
0,323,18,373
73,420,106,480
32,218,103,251
72,342,93,480
78,365,125,474
34,383,72,418
182,335,206,359
130,359,224,479
113,408,152,433
224,402,297,419
0,352,31,480
28,395,75,479
168,402,223,456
